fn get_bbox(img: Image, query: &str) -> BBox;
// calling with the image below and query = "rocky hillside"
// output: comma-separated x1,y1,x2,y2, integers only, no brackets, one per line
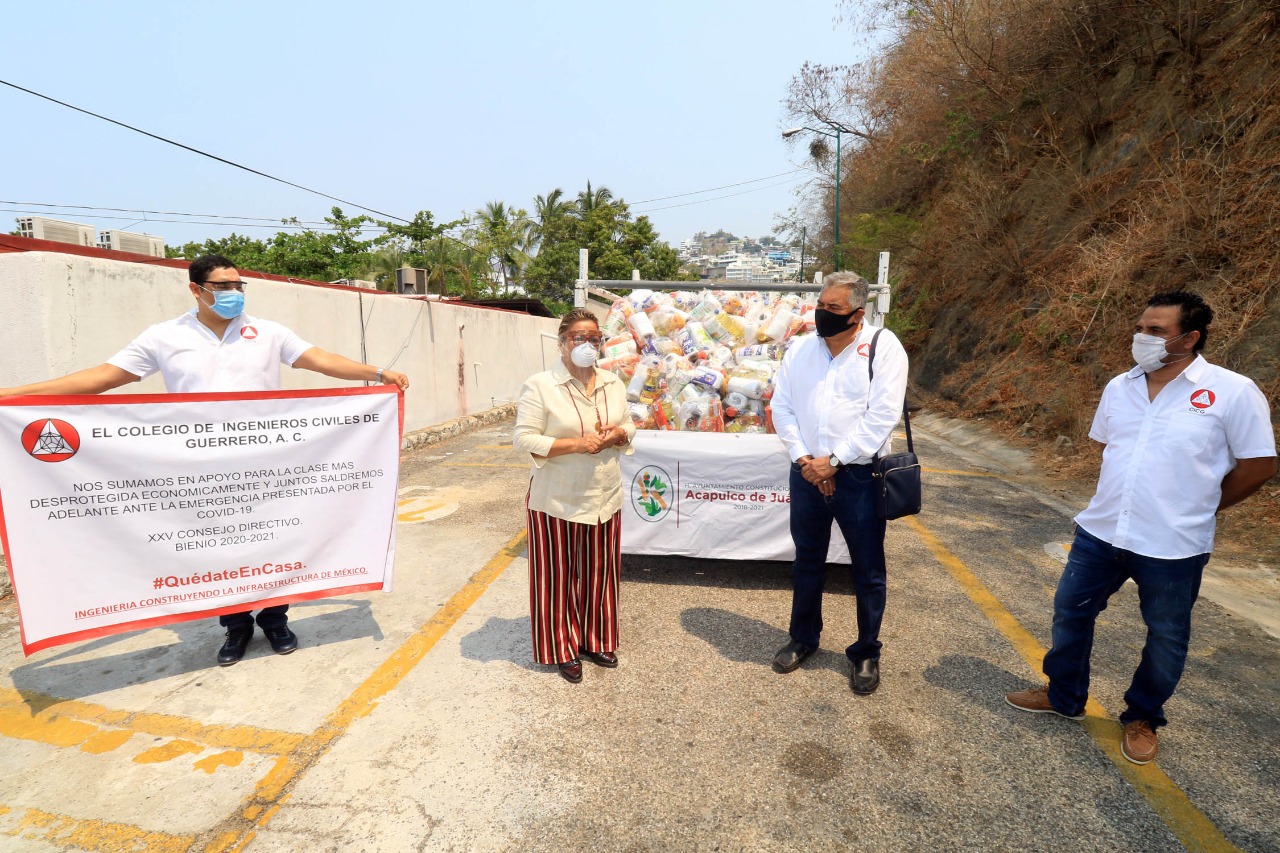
804,0,1278,442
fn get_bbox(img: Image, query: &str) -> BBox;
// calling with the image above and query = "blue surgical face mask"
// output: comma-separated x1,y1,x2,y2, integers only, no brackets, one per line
203,288,245,319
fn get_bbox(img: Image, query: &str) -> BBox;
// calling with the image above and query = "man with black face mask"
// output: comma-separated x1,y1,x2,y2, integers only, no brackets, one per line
0,254,410,666
769,272,909,695
1007,290,1275,765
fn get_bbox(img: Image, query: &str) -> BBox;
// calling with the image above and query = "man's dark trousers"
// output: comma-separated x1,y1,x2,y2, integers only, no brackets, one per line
787,462,888,663
220,604,289,631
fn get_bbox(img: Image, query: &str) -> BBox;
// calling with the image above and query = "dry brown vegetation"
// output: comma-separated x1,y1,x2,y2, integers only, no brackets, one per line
784,0,1280,544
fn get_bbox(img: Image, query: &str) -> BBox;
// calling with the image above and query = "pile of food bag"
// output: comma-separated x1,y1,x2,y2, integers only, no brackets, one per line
598,289,818,433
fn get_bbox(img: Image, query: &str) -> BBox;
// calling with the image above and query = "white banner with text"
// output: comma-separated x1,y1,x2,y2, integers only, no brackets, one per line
620,431,851,563
0,387,402,655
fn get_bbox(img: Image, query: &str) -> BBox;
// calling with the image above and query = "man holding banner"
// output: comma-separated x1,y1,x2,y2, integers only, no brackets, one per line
769,272,908,695
0,254,409,665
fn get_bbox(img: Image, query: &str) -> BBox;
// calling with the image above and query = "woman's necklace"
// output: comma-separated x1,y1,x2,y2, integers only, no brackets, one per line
564,376,607,435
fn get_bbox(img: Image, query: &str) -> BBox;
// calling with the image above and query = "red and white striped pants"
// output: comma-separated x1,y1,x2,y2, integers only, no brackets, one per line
526,507,621,665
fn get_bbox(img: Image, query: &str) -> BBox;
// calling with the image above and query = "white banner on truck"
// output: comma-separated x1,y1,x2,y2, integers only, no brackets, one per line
0,386,401,655
620,431,851,563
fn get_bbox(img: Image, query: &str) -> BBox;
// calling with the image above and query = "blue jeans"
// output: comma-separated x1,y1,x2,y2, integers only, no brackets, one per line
220,604,289,631
1043,527,1207,729
787,462,887,662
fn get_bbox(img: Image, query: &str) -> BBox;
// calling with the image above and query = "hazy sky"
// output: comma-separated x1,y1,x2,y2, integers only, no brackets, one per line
1,1,873,250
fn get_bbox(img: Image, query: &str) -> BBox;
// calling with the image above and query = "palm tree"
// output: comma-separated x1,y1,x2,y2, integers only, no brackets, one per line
469,200,532,293
530,188,578,250
576,181,615,217
363,246,406,292
425,236,488,297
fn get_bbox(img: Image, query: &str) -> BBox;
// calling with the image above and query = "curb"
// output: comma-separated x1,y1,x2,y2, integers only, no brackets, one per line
400,403,517,452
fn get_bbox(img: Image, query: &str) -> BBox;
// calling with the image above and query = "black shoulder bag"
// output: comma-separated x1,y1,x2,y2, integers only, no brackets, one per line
867,329,922,520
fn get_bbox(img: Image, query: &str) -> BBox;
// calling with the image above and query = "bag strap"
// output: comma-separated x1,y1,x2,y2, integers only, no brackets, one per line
867,327,913,455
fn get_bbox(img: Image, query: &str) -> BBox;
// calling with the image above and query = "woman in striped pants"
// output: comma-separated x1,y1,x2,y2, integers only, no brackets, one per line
513,309,636,683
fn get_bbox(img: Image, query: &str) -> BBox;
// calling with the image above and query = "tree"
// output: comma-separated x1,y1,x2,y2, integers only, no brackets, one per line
168,207,377,282
422,235,490,298
168,233,271,272
363,246,406,292
467,201,532,293
530,188,577,250
374,210,463,262
576,181,616,217
523,181,694,308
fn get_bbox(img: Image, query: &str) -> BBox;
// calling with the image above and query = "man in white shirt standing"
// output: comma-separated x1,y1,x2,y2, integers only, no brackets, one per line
0,255,410,666
769,272,909,694
1007,291,1276,764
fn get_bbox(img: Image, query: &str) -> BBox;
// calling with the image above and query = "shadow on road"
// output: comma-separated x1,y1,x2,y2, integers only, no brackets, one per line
623,555,855,595
11,599,383,707
922,653,1056,727
458,615,540,671
679,606,854,676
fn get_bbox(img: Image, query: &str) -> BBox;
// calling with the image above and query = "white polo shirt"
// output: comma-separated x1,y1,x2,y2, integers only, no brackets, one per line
107,310,313,393
771,324,909,465
1075,355,1276,558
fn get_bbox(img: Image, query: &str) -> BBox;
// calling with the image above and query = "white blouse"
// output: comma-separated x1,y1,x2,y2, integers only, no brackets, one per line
512,359,636,524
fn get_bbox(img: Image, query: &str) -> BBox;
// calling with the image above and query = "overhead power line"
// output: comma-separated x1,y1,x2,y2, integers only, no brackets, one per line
0,199,337,227
2,209,394,232
0,78,410,223
633,177,805,213
629,170,805,205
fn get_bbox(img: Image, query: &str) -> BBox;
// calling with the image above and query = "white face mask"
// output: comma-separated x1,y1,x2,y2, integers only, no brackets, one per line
569,343,599,368
1131,331,1190,373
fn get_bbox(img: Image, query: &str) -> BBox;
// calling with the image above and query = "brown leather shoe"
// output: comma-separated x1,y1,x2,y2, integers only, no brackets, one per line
1121,720,1158,765
581,650,618,668
1005,685,1085,720
557,659,583,683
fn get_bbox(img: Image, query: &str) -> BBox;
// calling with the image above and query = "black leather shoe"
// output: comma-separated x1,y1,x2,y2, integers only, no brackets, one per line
263,625,298,655
772,640,814,674
217,628,253,666
581,650,618,668
850,658,880,694
558,659,583,683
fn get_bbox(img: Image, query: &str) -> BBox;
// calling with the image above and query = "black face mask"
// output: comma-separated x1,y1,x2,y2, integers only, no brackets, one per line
814,307,858,338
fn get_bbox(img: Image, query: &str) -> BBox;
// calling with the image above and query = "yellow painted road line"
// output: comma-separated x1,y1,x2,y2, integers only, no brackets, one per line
0,688,303,756
921,467,1003,479
204,530,528,853
0,805,193,853
904,516,1242,853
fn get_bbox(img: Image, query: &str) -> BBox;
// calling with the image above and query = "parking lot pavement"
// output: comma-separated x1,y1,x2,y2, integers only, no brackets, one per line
0,417,1276,852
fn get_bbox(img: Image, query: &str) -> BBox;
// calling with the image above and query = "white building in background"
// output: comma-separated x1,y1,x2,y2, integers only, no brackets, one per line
675,234,806,282
725,259,788,283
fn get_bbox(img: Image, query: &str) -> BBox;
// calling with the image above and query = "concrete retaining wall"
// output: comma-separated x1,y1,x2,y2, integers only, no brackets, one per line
0,251,560,433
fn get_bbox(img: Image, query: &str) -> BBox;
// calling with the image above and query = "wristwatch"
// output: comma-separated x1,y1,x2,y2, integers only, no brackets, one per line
828,453,842,470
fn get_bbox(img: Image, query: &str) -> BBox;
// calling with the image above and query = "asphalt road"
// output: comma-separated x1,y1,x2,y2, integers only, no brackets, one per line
0,414,1276,852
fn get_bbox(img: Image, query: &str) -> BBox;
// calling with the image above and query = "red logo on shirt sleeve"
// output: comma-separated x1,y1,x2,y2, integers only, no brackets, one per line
1189,389,1216,409
240,325,259,340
